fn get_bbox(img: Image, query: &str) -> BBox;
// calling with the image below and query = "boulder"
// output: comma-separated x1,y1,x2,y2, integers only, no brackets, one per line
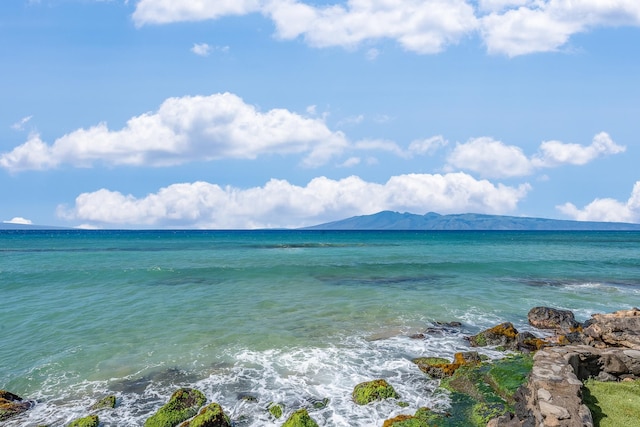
68,414,99,427
0,390,33,421
178,402,231,427
144,388,207,427
528,307,580,333
382,407,442,426
90,394,116,411
352,379,399,405
267,402,284,419
413,352,482,379
281,408,319,427
468,322,519,350
582,307,640,349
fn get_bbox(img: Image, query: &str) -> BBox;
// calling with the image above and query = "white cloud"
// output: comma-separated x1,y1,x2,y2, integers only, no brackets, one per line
191,43,212,56
130,0,640,57
58,173,531,229
557,181,640,223
11,115,33,131
531,132,626,167
366,48,380,60
266,0,479,54
3,217,33,225
132,0,261,26
480,0,640,56
338,156,361,167
354,139,408,158
445,132,625,178
446,137,534,178
0,93,348,172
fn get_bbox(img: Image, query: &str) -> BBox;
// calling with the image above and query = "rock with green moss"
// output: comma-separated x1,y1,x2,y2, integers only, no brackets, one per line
468,322,519,350
413,352,482,379
0,390,33,421
382,407,445,426
178,402,231,427
90,394,116,411
281,408,319,427
68,414,99,427
267,402,284,419
434,354,533,426
352,379,399,405
144,388,207,427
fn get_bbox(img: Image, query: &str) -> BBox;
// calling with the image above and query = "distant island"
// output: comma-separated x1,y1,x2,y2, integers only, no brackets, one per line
304,211,640,231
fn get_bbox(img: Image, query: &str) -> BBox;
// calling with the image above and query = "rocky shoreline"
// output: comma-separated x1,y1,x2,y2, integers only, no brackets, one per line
2,307,638,427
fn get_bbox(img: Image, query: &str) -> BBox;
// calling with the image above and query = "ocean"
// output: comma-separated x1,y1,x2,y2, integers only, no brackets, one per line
1,230,639,426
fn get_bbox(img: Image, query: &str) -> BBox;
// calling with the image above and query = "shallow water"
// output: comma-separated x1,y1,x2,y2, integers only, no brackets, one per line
1,230,639,426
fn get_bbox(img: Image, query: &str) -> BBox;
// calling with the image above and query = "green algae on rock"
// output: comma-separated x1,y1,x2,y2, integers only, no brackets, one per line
267,402,284,419
0,390,33,421
281,408,319,427
178,402,231,427
382,406,445,427
352,379,399,405
68,414,99,427
468,322,519,350
90,394,116,411
144,388,207,427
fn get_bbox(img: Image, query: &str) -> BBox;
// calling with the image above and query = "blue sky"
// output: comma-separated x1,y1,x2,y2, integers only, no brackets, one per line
1,0,639,229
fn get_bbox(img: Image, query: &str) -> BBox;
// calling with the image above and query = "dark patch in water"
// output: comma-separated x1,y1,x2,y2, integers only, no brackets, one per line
110,367,201,394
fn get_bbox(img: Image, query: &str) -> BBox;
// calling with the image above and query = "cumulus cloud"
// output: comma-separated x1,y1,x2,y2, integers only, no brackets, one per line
557,181,640,223
0,93,348,172
445,133,624,178
130,0,640,56
58,173,531,229
480,0,640,56
3,217,33,225
266,0,478,54
408,135,448,156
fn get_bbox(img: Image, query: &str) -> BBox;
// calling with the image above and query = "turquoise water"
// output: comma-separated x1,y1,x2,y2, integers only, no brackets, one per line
1,230,639,426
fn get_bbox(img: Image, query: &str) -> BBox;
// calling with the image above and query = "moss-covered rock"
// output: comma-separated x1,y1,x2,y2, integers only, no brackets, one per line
0,390,33,421
468,322,519,350
413,352,481,379
435,354,533,426
352,379,399,405
90,394,116,411
267,402,283,419
68,414,99,427
178,402,231,427
144,388,207,427
382,407,445,426
281,408,319,427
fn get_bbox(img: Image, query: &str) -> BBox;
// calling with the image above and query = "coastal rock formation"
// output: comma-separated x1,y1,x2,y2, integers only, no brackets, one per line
490,307,640,427
382,407,440,426
144,388,207,427
352,379,399,405
281,408,319,427
178,402,231,427
468,322,519,351
0,390,33,421
528,307,580,333
582,307,640,349
412,352,482,379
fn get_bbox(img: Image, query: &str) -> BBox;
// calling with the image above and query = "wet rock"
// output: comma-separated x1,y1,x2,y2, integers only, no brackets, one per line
68,414,99,427
517,331,548,352
413,352,482,379
528,307,580,333
468,322,519,350
178,402,231,427
352,379,399,405
281,408,319,427
0,390,34,421
267,402,284,419
144,388,207,427
582,307,640,349
90,394,116,411
382,407,442,426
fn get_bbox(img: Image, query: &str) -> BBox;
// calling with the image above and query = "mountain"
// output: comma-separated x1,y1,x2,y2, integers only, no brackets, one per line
305,211,640,231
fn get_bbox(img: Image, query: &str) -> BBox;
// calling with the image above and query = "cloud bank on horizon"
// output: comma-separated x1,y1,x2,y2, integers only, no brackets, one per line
2,0,639,228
